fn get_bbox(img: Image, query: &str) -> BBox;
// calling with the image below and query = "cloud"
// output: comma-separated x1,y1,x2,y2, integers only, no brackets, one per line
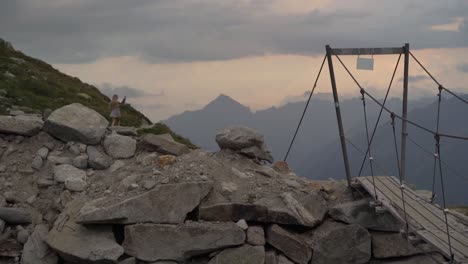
458,64,468,72
99,83,161,99
1,0,467,63
398,75,431,82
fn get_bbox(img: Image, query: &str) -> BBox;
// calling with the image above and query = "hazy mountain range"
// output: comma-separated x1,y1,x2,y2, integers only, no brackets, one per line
164,93,468,205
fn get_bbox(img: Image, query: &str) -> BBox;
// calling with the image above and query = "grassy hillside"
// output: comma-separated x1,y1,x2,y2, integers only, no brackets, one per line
0,38,150,127
0,38,196,147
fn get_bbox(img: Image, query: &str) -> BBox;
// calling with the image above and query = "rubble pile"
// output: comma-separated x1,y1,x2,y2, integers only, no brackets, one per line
0,103,448,264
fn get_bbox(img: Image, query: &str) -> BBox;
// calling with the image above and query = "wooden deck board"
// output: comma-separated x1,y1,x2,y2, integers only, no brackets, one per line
356,176,468,263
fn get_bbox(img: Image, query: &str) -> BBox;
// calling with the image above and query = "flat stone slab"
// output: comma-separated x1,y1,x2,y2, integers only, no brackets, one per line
0,115,43,136
199,192,327,228
208,245,265,264
123,222,245,262
141,134,190,156
46,198,124,263
78,182,213,224
266,224,311,264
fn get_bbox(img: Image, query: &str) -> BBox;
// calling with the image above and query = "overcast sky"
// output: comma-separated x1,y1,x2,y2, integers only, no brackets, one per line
1,0,467,121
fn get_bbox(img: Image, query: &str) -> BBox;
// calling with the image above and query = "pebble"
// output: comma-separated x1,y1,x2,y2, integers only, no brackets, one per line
143,180,156,190
36,147,49,159
129,183,139,189
16,228,30,244
161,178,169,184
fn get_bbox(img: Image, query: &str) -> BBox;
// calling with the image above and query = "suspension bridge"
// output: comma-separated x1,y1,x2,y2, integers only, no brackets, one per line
284,44,468,263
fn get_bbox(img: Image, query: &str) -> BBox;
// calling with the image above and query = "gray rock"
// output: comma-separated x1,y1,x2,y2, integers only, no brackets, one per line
199,192,327,228
65,177,86,192
143,180,157,190
0,219,5,233
216,126,264,150
265,250,278,264
372,233,421,259
310,223,371,264
109,126,138,136
53,164,86,183
37,179,55,188
78,182,213,224
37,147,49,159
0,208,32,224
123,222,245,262
141,134,190,156
31,155,44,170
247,226,265,246
118,257,137,264
72,154,88,169
109,160,125,172
46,198,124,263
22,225,59,264
266,224,311,264
329,199,402,232
44,103,108,145
239,146,274,163
87,146,113,170
104,133,137,159
68,144,81,155
47,155,72,165
0,115,43,136
278,254,294,264
208,245,265,264
16,229,30,244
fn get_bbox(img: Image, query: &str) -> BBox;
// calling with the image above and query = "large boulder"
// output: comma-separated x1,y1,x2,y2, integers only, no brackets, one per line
78,182,213,224
266,225,311,264
104,133,136,159
199,192,327,228
208,245,265,264
123,222,245,262
0,207,32,224
0,115,43,136
216,126,264,150
329,199,402,232
372,233,422,259
309,222,371,264
46,198,124,263
44,103,108,145
87,146,113,170
141,134,190,156
21,225,58,264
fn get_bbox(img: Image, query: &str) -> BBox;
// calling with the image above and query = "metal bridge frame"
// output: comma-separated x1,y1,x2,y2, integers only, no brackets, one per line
325,44,410,186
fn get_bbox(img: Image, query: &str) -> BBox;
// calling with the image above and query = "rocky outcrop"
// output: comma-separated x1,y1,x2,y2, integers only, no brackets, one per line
0,115,43,136
44,103,108,145
372,233,422,259
103,133,137,159
216,126,273,163
122,222,245,262
329,199,402,232
78,182,213,224
141,134,190,156
46,198,124,263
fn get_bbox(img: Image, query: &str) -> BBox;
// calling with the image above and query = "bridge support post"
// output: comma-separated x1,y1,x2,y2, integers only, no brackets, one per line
400,43,410,182
326,45,352,186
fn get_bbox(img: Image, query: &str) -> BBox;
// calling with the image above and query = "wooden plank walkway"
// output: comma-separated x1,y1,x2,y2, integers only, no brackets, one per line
356,176,468,264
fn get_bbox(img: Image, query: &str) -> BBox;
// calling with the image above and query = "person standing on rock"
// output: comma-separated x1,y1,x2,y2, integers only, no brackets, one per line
110,94,126,126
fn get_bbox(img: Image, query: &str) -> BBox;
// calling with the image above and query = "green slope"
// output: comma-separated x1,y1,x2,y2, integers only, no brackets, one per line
0,38,150,127
0,38,196,147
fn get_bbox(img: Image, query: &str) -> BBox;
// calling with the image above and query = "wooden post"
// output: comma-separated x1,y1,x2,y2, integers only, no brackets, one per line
400,43,410,182
326,45,352,186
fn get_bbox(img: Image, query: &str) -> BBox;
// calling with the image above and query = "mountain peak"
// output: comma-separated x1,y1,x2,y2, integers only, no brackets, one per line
205,94,250,111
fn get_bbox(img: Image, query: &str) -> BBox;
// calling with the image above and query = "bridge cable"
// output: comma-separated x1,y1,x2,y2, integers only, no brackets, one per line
283,55,327,162
360,89,378,199
431,86,443,203
435,134,455,262
410,50,468,106
391,113,410,235
330,49,468,141
357,53,402,177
